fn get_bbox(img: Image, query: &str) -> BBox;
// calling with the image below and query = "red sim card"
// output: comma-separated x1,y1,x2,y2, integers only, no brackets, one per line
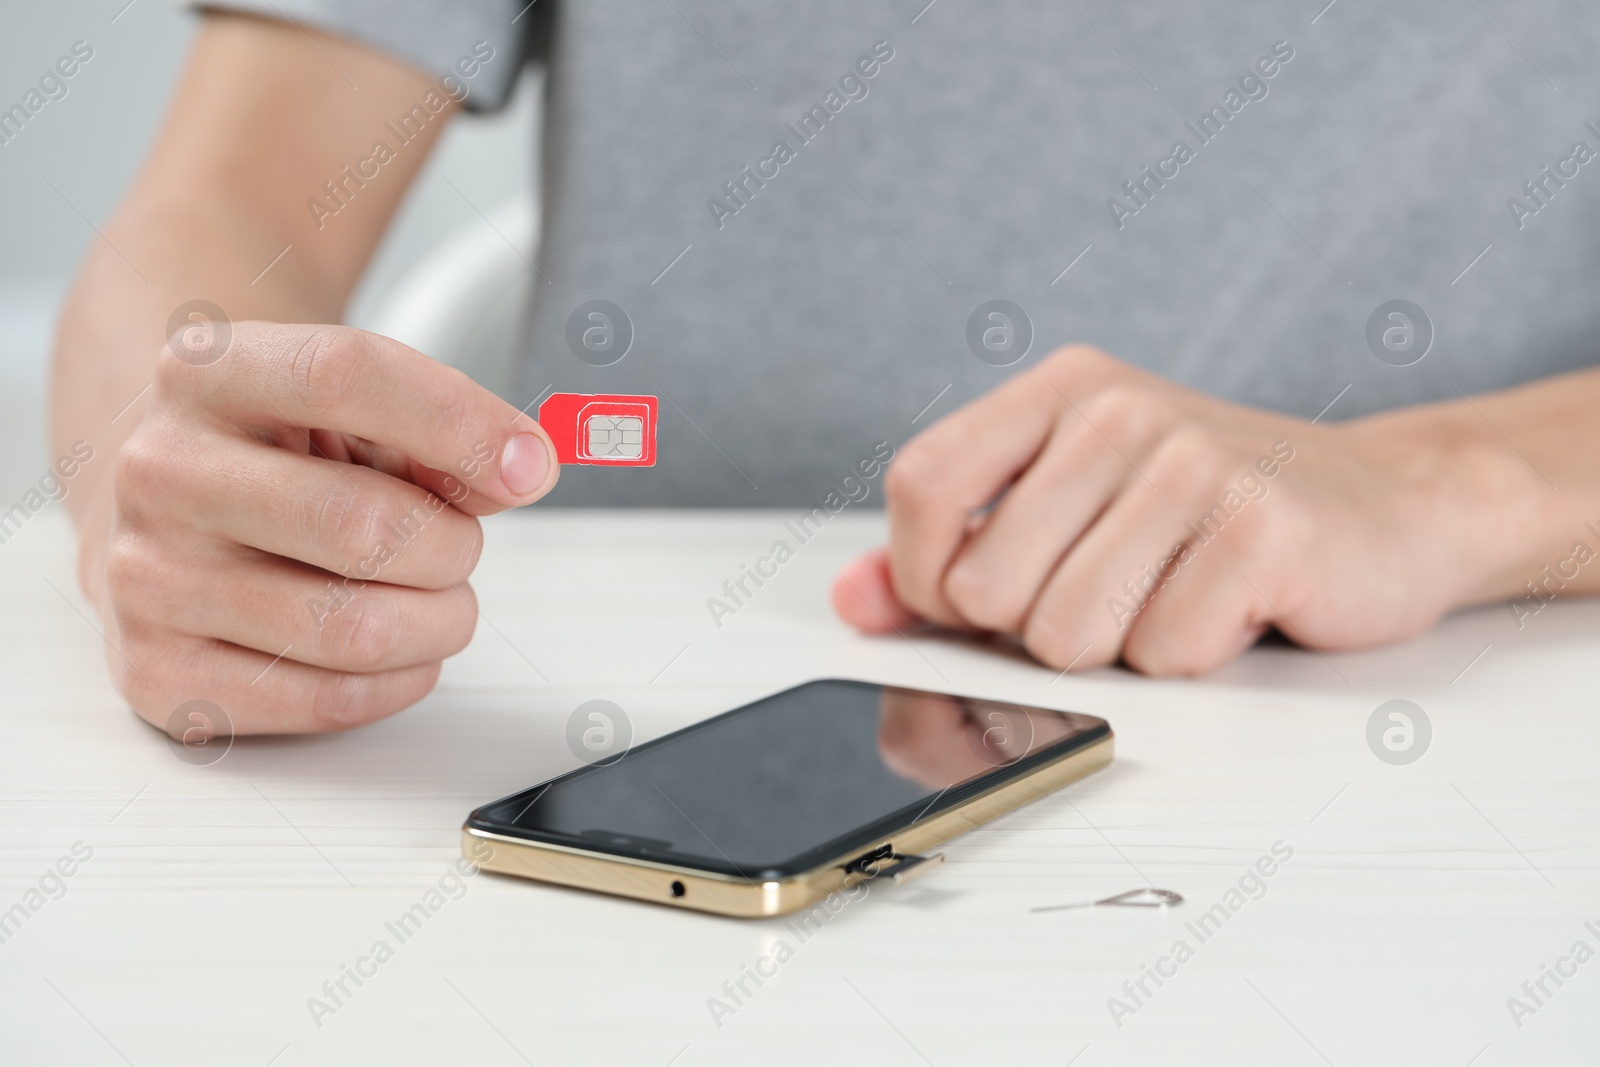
537,392,658,467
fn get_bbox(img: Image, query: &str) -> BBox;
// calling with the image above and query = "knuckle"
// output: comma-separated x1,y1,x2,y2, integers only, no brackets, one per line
431,384,484,462
445,579,479,622
306,487,387,564
111,430,178,509
110,628,171,716
883,439,939,511
1021,632,1071,672
1236,492,1307,557
1123,623,1219,678
288,326,364,417
1020,609,1076,670
442,588,479,656
943,559,1020,632
318,594,399,671
151,348,184,393
1148,426,1228,486
152,339,194,391
1122,635,1181,677
101,530,144,600
1080,383,1160,444
101,531,172,627
1222,505,1274,557
444,521,485,586
307,669,384,731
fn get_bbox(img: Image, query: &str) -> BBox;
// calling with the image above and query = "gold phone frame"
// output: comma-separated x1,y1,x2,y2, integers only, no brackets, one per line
461,730,1112,918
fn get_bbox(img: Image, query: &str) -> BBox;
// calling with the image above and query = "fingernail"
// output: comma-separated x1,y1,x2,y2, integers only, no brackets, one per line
500,433,551,497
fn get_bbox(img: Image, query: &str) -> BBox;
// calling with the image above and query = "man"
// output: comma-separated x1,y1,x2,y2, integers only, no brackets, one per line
51,2,1600,734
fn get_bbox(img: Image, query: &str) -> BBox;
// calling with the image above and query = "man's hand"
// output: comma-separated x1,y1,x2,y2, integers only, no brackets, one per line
51,15,506,732
833,345,1558,676
88,323,557,733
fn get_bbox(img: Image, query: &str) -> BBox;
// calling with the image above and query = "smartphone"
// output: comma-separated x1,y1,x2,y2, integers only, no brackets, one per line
462,679,1112,917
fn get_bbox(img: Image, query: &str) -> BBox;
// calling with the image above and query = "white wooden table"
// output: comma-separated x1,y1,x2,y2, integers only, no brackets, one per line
2,508,1596,1066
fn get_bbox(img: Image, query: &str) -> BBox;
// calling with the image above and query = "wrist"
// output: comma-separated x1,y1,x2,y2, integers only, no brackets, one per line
1338,401,1558,611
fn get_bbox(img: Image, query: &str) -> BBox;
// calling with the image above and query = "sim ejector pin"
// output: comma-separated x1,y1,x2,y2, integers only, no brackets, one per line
1031,887,1183,913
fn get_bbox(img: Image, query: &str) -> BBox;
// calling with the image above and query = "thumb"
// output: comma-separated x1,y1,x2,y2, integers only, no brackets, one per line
831,546,921,633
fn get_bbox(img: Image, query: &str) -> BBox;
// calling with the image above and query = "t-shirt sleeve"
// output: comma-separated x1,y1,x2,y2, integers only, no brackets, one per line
190,0,543,112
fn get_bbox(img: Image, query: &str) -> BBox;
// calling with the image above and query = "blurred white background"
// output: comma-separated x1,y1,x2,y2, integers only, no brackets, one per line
0,0,537,490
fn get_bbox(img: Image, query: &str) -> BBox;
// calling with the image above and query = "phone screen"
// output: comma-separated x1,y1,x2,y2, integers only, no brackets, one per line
469,679,1108,880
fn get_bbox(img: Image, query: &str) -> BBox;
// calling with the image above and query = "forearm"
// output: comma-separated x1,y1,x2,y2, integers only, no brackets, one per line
1347,365,1600,606
50,13,457,599
51,190,334,526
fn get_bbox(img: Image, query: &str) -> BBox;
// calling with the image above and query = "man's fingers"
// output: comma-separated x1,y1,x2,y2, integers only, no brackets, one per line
884,386,1056,626
943,407,1156,633
1124,569,1270,675
402,456,516,518
1020,443,1216,671
170,435,485,589
306,433,510,519
162,322,558,510
1117,498,1281,675
884,346,1141,626
127,638,443,735
831,547,920,633
159,552,479,673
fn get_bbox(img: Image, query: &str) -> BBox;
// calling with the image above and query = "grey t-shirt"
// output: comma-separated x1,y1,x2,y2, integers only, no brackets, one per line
208,0,1600,505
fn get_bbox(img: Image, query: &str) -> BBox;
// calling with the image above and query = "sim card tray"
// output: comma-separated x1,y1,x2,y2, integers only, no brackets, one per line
847,846,946,886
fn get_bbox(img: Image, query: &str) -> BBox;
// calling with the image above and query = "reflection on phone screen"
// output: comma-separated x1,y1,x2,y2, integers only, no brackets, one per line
478,680,1105,877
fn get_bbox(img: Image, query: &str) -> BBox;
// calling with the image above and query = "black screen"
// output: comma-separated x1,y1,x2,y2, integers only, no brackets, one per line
470,680,1108,879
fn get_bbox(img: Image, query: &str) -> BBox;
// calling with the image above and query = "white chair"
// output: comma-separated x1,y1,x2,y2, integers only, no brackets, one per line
361,191,538,398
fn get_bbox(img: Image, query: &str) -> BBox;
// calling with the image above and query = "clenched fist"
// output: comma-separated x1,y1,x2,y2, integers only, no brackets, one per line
834,345,1542,676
